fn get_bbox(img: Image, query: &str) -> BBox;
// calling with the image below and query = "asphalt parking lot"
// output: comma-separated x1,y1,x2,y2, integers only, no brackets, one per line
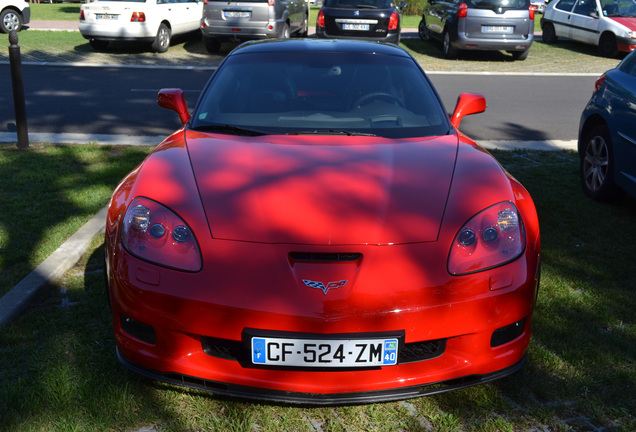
2,20,623,74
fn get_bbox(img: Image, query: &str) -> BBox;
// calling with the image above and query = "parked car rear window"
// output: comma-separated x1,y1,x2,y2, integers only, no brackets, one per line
465,0,530,10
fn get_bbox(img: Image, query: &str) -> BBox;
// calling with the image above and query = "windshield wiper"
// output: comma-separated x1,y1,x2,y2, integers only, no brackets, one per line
288,130,377,137
192,124,267,136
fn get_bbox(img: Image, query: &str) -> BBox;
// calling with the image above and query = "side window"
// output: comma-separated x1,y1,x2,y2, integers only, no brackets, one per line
619,54,636,76
555,0,577,11
573,0,598,15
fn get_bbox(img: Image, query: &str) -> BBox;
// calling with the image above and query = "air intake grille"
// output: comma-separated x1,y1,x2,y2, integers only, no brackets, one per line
201,337,446,364
289,252,362,262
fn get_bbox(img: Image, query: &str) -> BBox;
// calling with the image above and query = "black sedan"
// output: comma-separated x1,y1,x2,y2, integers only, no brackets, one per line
316,0,407,44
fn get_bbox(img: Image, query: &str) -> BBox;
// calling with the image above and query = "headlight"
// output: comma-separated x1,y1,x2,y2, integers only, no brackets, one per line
448,202,525,275
121,197,202,272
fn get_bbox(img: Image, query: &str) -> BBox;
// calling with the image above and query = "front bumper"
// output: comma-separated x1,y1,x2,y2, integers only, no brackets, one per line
119,349,527,405
22,7,31,25
616,36,636,53
107,235,539,403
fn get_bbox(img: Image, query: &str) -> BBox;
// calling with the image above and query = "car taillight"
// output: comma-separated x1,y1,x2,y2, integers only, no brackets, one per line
388,10,399,30
121,197,202,272
458,2,468,18
80,10,85,21
317,10,325,28
448,202,525,275
529,5,536,20
131,12,146,22
268,0,274,5
594,74,607,92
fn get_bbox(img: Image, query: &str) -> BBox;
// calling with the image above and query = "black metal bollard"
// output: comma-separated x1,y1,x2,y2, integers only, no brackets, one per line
8,30,29,149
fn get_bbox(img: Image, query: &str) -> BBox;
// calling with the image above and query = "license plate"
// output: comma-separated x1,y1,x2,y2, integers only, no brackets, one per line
482,25,513,33
96,14,118,20
343,23,369,31
224,11,250,18
251,337,398,367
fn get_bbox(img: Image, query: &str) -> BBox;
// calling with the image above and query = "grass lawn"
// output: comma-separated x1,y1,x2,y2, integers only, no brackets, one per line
0,145,634,431
28,2,81,21
0,144,151,297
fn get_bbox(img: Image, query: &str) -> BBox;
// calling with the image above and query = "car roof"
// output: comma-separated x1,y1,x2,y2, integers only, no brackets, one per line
229,39,412,58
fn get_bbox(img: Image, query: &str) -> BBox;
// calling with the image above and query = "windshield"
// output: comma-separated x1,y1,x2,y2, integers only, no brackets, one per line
191,50,449,139
600,0,636,17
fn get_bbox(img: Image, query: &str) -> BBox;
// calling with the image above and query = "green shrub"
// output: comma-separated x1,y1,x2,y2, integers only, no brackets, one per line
402,0,425,17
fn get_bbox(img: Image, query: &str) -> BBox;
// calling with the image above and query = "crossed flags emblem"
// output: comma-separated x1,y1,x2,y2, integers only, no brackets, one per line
302,279,348,295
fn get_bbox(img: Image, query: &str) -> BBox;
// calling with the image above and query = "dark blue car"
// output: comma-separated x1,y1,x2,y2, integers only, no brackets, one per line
579,50,636,202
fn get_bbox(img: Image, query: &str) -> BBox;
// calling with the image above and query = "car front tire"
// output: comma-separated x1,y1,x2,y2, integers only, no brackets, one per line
598,32,618,58
542,22,557,43
418,18,429,41
580,124,622,202
442,30,458,58
151,23,171,53
0,9,23,33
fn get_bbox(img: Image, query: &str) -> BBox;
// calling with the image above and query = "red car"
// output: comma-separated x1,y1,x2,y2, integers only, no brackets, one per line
105,39,541,404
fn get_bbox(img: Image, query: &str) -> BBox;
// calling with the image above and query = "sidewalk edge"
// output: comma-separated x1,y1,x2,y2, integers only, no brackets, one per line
0,206,108,327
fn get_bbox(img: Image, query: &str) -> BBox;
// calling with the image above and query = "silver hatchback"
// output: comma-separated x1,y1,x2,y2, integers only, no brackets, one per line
419,0,535,60
201,0,309,53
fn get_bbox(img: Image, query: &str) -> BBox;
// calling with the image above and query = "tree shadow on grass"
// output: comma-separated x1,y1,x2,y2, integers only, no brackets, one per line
0,144,150,295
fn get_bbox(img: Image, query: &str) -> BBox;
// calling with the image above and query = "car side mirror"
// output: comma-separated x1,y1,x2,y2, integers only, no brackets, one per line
400,1,408,8
450,93,486,129
158,88,190,124
589,11,599,18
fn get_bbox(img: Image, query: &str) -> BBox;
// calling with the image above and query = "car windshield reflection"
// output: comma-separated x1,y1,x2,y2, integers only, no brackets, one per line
191,50,450,139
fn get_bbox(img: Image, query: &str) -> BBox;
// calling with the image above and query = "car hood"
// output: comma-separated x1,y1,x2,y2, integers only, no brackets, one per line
186,131,458,245
608,17,636,31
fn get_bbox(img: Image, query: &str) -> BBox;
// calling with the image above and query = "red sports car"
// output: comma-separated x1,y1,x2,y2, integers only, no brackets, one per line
105,39,541,404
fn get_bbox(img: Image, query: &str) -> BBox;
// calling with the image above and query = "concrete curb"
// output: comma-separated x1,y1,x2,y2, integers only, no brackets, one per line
0,132,166,146
0,206,108,326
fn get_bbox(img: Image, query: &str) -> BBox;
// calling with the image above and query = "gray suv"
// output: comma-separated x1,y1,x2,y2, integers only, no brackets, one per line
419,0,535,60
201,0,309,53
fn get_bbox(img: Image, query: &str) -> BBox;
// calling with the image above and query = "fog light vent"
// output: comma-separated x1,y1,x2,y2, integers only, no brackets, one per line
490,318,526,347
120,313,156,345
